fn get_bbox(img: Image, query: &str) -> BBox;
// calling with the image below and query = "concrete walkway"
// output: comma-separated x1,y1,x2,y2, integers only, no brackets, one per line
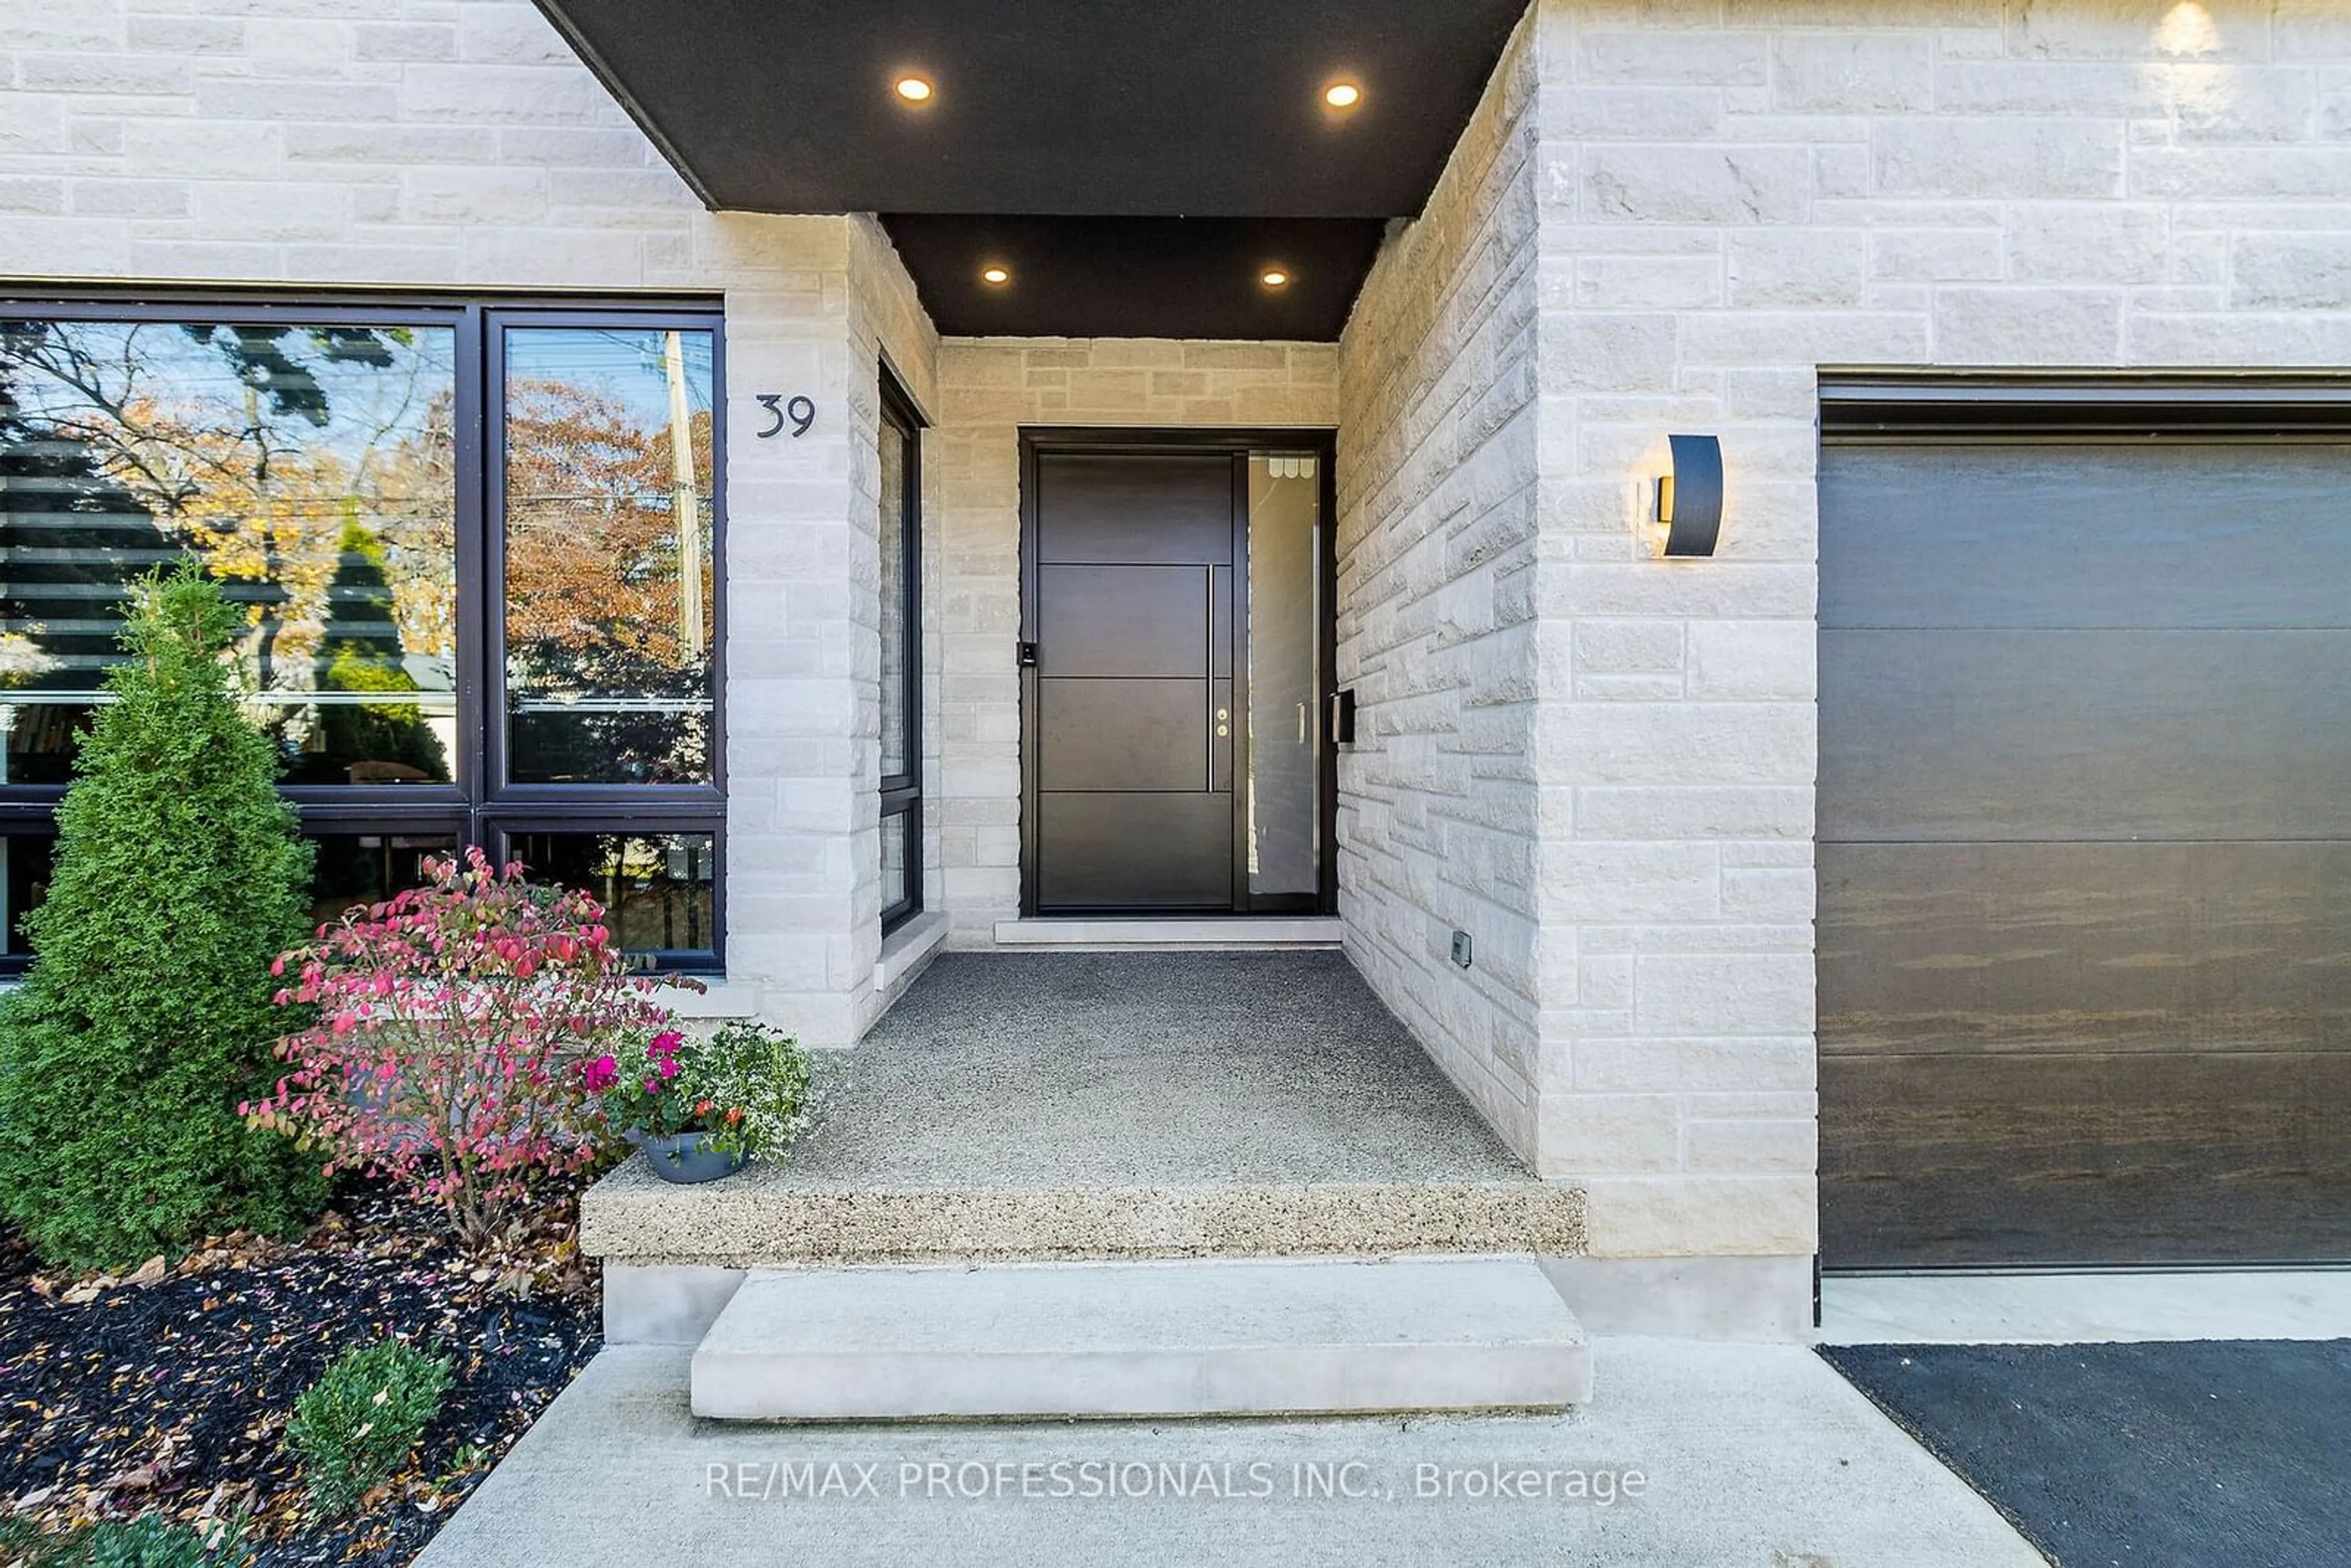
1821,1270,2351,1345
414,1338,2046,1568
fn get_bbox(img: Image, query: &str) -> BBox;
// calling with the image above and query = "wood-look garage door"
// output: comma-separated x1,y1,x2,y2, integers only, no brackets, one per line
1818,386,2351,1269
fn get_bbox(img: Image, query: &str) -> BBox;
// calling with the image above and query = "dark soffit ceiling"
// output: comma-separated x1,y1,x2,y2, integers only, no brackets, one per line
879,216,1389,339
533,0,1528,339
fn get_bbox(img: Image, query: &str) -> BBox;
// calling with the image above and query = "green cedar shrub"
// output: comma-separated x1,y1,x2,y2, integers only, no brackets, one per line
0,561,324,1269
285,1337,455,1518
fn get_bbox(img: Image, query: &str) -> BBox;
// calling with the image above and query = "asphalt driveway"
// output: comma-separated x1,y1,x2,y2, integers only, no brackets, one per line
1822,1339,2351,1568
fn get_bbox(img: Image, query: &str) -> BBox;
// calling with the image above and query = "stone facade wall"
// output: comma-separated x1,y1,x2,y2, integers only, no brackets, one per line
0,0,940,1046
1334,20,1547,1158
1524,0,2351,1262
0,0,698,288
10,0,2351,1281
928,339,1340,946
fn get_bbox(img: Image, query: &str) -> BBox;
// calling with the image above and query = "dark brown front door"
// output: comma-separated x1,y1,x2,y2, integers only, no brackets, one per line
1027,449,1239,910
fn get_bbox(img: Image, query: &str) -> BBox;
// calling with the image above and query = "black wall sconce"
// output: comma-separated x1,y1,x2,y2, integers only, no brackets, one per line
1656,433,1724,558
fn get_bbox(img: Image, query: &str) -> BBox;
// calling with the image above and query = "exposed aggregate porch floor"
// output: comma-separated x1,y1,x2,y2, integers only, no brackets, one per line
583,951,1584,1266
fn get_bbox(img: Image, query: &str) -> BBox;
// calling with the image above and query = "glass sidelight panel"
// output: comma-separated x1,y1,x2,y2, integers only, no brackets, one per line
879,412,911,780
1245,452,1321,901
501,326,716,785
877,373,923,933
0,318,460,786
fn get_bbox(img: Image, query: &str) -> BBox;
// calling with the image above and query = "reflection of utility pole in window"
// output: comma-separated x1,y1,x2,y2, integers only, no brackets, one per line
662,331,705,662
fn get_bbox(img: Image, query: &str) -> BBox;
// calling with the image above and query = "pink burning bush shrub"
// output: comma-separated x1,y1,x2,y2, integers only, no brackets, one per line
242,848,686,1247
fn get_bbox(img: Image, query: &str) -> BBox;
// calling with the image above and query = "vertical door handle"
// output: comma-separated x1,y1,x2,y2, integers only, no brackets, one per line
1297,701,1308,745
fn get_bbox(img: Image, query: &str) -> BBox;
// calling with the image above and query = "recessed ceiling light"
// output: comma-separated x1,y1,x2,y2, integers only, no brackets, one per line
894,75,934,103
1261,269,1291,288
1324,81,1362,109
980,264,1010,285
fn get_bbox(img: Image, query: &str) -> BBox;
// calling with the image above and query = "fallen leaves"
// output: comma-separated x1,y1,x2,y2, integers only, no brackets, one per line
92,1460,158,1495
0,1182,599,1566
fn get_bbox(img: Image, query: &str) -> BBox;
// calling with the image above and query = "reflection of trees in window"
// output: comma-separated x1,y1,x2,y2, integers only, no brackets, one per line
503,369,716,784
0,320,457,785
0,335,174,783
282,521,451,785
2,306,727,972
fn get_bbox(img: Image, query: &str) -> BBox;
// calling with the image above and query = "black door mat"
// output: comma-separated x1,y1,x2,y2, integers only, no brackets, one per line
1820,1340,2351,1568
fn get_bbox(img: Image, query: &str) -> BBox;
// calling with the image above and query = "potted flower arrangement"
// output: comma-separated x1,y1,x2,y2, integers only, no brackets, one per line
590,1021,812,1185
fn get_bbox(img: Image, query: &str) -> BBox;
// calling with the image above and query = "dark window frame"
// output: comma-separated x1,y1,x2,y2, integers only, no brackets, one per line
0,290,729,972
484,307,729,808
878,368,923,934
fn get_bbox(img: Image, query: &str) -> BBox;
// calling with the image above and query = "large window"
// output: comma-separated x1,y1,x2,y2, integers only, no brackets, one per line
0,299,725,970
878,373,921,932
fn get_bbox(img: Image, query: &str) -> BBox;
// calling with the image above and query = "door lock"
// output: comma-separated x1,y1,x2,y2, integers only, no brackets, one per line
1215,705,1230,738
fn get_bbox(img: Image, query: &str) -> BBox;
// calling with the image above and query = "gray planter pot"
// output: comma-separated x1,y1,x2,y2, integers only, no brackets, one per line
634,1129,751,1185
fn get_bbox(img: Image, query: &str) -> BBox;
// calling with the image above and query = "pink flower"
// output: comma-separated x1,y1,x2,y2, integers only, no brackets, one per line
656,1053,681,1081
651,1030,684,1056
642,1076,663,1096
583,1054,618,1092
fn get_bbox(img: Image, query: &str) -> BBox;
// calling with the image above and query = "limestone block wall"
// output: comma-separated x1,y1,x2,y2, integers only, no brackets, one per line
1524,0,2351,1262
928,339,1340,946
1335,17,1548,1159
0,0,940,1047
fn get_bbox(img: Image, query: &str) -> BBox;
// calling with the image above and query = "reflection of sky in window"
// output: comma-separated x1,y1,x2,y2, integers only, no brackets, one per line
1,320,456,465
503,328,714,435
2,323,718,458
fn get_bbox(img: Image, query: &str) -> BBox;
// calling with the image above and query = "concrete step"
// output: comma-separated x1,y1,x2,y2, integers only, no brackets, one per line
690,1257,1591,1422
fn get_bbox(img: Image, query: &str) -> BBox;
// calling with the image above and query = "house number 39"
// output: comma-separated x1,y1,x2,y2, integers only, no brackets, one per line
755,394,816,438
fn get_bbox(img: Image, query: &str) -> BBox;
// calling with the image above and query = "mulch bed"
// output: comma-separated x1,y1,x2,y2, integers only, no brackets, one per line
0,1182,602,1566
